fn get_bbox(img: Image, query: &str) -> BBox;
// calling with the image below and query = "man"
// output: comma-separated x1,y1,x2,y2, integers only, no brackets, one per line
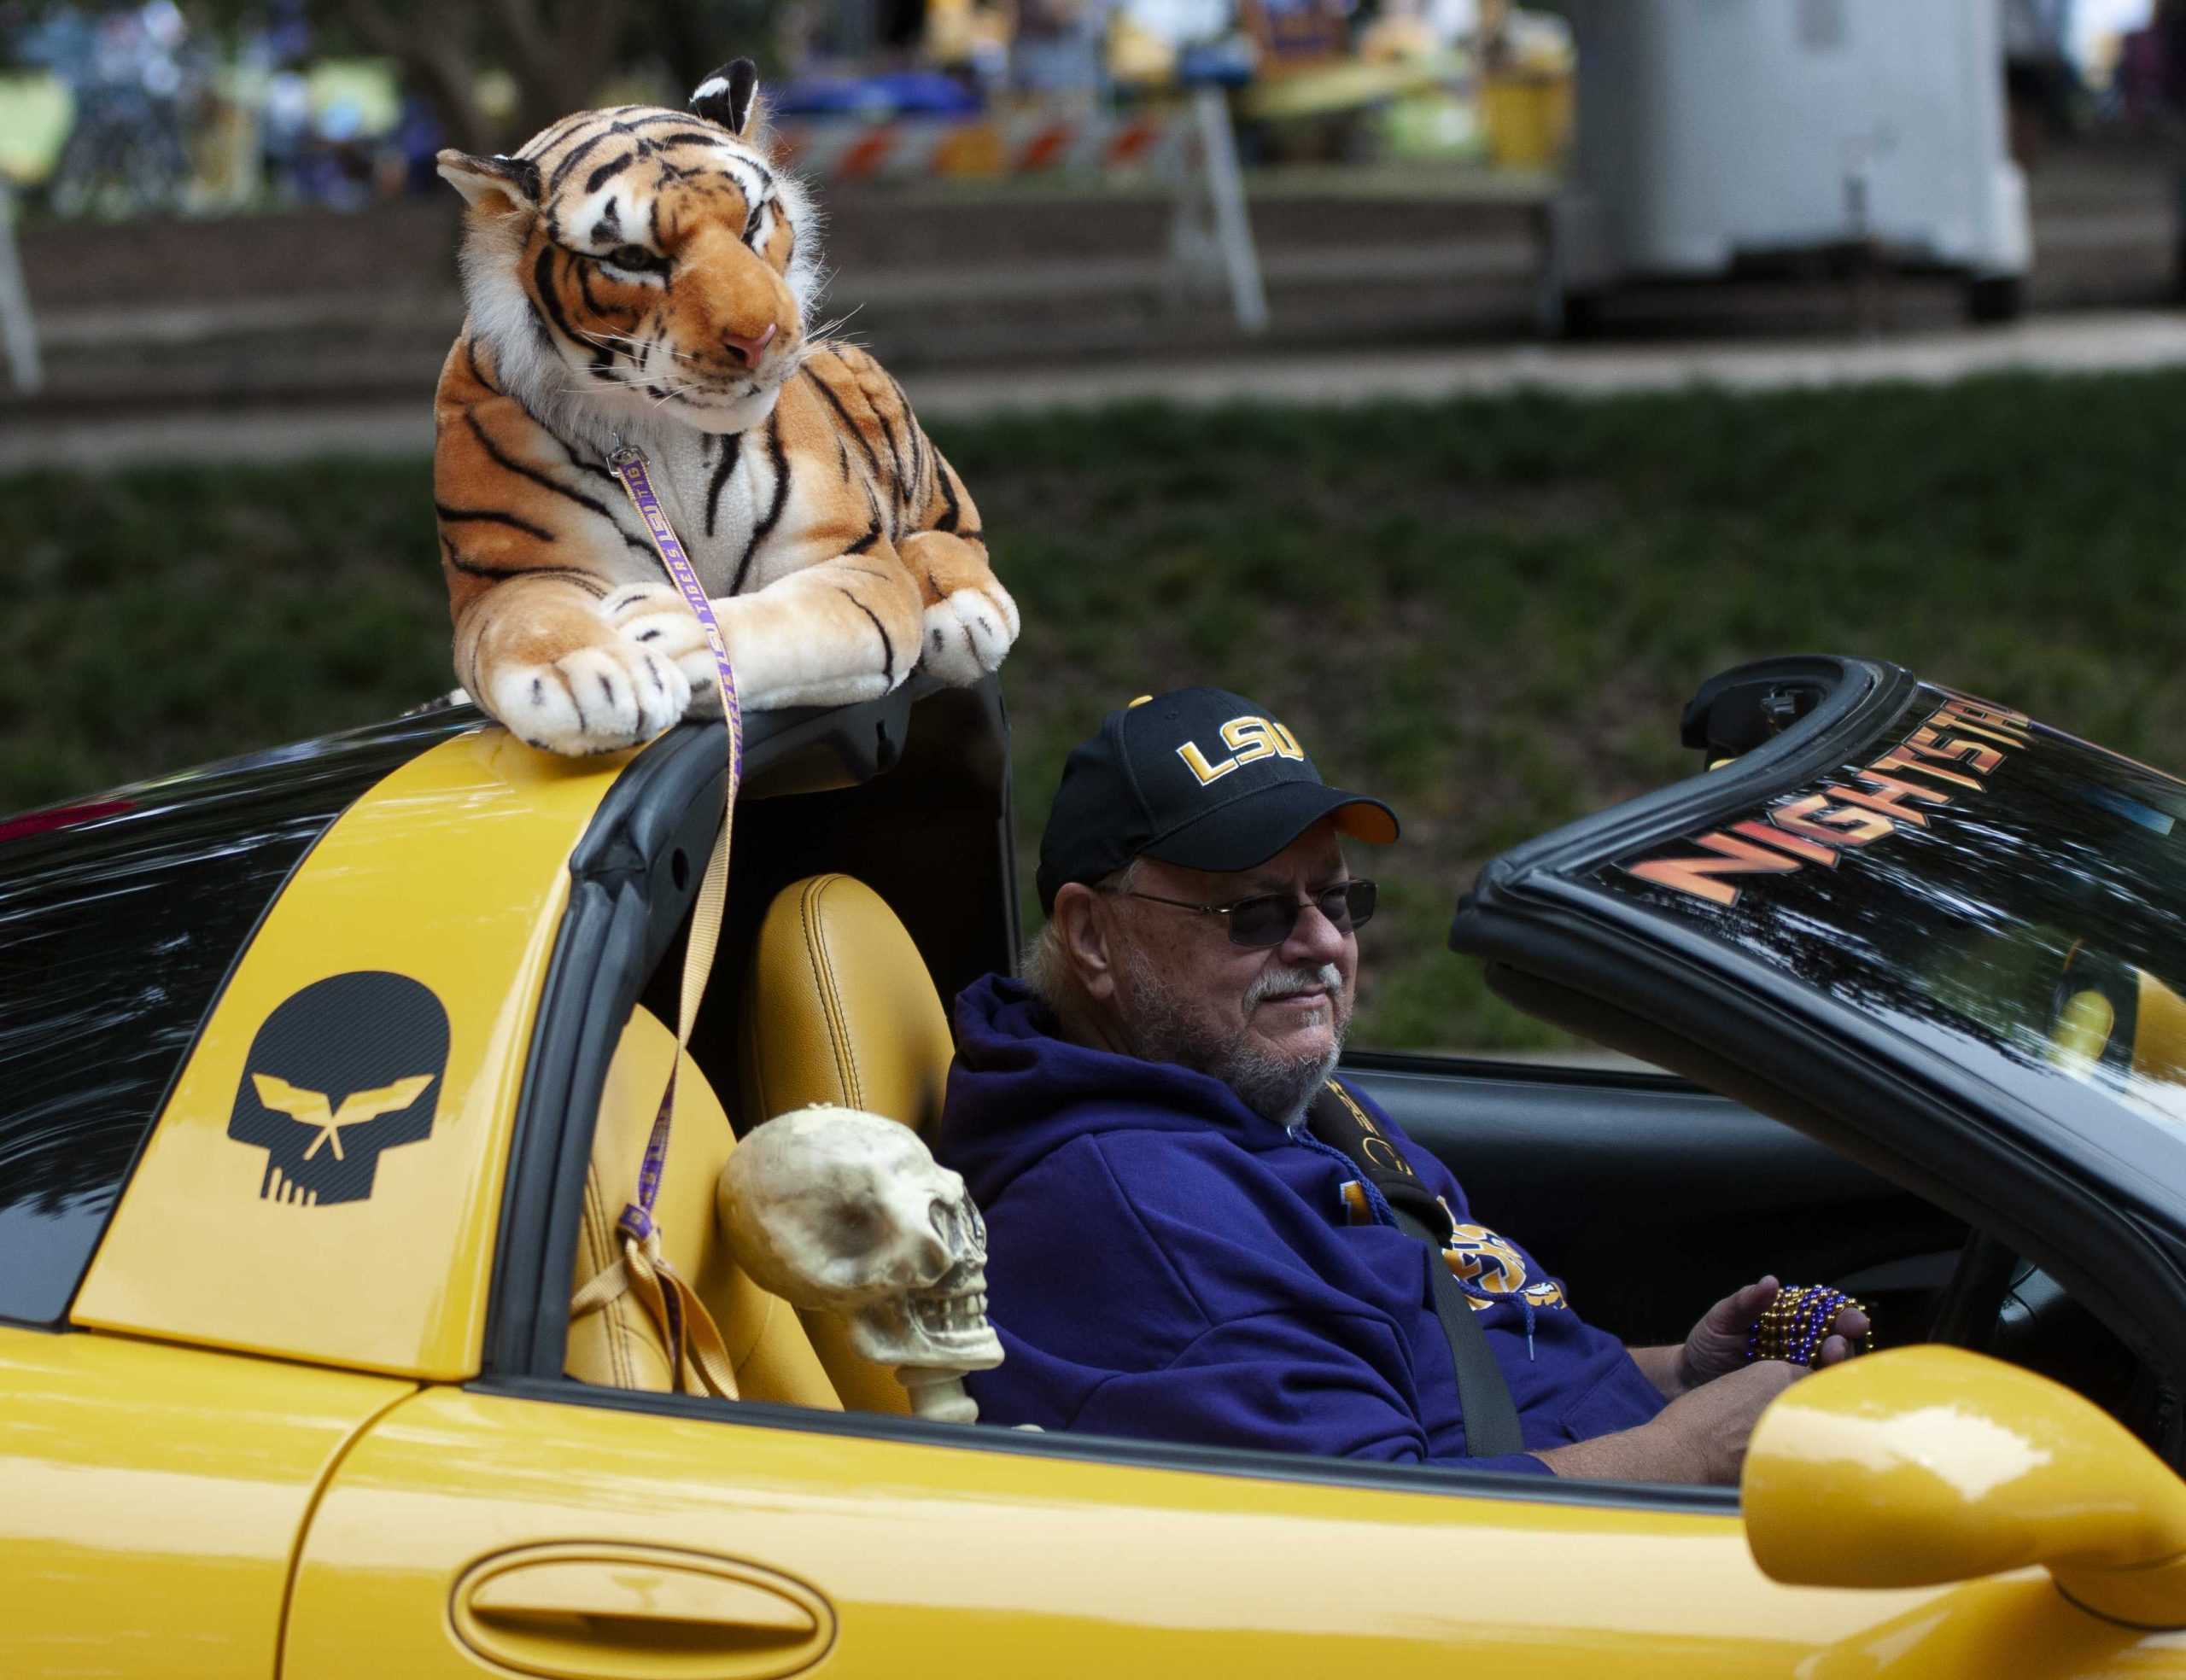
936,687,1864,1483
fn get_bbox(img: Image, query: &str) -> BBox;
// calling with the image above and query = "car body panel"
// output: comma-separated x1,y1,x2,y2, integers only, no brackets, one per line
288,1383,1977,1680
0,709,477,1328
73,729,632,1380
0,1325,412,1680
1794,1577,2186,1680
15,670,2186,1676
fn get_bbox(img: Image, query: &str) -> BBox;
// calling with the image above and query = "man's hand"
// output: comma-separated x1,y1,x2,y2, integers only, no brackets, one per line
1536,1359,1807,1485
1633,1276,1871,1398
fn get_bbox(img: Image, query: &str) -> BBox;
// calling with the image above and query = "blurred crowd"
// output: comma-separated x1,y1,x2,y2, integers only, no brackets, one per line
3,1,441,213
0,0,2174,221
0,0,1577,218
2,1,439,212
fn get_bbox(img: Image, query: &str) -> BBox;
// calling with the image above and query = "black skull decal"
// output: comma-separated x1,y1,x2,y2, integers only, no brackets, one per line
226,972,449,1205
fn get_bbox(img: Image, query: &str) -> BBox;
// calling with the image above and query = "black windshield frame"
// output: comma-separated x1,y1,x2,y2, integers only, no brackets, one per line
1451,656,2186,1391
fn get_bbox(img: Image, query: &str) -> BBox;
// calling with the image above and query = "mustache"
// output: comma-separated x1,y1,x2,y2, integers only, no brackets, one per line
1244,963,1342,1009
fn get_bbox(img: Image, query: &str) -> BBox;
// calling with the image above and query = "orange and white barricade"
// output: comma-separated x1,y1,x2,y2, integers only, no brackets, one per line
773,88,1269,333
775,106,1190,183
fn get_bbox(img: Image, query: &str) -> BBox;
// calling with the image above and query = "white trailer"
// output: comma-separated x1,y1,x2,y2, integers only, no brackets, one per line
1546,0,2032,330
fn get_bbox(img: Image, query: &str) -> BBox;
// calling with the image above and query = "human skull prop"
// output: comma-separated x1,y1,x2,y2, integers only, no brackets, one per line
719,1105,1002,1422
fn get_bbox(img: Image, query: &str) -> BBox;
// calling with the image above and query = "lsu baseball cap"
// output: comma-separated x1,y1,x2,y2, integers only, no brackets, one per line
1037,687,1399,913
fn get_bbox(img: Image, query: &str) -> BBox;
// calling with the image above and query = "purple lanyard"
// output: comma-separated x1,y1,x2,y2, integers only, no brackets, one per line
611,444,744,744
610,443,743,1245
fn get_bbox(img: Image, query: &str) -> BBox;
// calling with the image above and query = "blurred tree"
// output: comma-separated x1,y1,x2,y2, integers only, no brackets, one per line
646,0,793,91
0,0,792,155
335,0,636,153
337,0,793,151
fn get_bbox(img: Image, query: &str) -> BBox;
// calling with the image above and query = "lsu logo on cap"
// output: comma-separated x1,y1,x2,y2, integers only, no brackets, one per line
1177,715,1306,786
226,971,449,1206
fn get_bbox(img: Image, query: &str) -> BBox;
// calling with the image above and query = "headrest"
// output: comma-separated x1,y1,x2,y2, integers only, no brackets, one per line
739,874,955,1137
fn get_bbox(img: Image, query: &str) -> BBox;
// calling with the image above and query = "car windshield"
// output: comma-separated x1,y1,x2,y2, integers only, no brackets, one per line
1604,680,2186,1209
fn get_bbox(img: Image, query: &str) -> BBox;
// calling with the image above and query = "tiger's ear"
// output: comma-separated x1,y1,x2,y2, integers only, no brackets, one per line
436,150,541,214
692,59,762,137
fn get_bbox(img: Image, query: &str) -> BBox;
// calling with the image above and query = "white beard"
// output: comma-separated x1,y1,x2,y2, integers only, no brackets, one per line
1116,948,1348,1129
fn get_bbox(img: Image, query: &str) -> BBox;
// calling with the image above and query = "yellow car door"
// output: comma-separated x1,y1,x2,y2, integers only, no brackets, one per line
274,1357,2186,1680
280,1383,1860,1679
0,1329,410,1680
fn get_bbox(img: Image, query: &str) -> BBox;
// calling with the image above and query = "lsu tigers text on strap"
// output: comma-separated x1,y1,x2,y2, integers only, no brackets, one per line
567,443,745,1398
1306,1081,1525,1458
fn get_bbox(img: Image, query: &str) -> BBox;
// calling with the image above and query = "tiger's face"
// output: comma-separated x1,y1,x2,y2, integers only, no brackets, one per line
440,61,819,435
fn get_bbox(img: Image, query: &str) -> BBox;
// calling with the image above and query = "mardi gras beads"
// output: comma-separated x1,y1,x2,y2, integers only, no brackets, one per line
1745,1283,1874,1366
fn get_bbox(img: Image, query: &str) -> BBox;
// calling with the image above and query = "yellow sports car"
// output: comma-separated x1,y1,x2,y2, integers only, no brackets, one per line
7,658,2186,1679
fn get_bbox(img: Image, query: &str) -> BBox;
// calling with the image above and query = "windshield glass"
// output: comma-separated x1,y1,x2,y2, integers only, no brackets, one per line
1603,681,2186,1206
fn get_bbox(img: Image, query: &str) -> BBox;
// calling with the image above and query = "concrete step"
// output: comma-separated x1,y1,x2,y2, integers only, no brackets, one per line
9,247,1542,415
10,178,1544,311
3,145,2175,416
29,231,1540,353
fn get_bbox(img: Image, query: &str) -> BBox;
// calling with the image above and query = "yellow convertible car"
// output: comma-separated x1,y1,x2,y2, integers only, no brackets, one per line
7,658,2186,1678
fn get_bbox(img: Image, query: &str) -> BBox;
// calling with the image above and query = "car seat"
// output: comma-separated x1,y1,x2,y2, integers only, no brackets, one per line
567,1003,840,1407
736,873,959,1415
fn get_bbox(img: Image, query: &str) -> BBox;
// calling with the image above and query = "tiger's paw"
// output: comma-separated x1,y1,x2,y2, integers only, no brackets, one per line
742,669,897,710
920,582,1020,687
606,582,725,718
485,640,691,755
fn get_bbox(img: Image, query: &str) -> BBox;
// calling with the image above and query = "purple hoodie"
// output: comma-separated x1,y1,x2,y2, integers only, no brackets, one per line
937,974,1669,1475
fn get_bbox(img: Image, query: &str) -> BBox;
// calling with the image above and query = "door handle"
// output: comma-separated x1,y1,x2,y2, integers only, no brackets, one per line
453,1543,834,1680
470,1561,814,1634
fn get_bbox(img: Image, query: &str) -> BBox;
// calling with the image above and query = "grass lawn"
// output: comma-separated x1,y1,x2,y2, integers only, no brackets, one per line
7,370,2185,1049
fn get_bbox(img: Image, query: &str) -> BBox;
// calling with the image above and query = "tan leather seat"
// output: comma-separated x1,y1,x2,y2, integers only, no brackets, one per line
736,873,959,1413
568,1004,839,1408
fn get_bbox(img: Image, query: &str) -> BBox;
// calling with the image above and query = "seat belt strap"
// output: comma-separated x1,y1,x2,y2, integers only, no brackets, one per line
1306,1082,1525,1459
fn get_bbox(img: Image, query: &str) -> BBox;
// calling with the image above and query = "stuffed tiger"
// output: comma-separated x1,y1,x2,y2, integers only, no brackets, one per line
433,60,1018,755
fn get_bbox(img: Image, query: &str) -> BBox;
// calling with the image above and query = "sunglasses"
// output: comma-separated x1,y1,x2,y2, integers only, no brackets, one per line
1119,879,1377,948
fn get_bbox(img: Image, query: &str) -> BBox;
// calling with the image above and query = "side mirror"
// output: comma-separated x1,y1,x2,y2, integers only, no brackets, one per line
1744,1345,2186,1628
